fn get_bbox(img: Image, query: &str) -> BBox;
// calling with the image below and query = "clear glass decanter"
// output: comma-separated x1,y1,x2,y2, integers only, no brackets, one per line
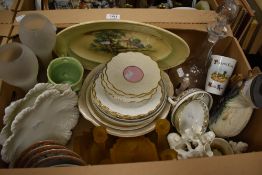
171,0,238,95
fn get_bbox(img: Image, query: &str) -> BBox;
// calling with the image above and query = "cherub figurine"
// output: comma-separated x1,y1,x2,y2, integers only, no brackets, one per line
167,129,215,159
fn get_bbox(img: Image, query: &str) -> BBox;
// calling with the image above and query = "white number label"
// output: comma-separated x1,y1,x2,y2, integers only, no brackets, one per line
177,68,185,77
106,14,120,20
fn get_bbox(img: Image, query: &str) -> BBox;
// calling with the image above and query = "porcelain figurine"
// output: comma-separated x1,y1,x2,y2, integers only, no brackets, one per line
229,141,248,154
167,129,215,159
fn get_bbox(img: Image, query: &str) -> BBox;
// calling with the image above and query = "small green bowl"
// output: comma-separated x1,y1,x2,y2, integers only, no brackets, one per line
47,57,84,91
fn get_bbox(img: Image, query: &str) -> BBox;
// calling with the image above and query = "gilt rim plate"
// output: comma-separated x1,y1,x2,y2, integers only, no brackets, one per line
91,73,164,120
54,20,190,70
78,64,174,137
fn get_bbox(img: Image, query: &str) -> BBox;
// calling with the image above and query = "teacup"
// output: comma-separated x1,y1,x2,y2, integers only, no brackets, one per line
205,55,237,95
168,88,213,135
47,57,84,91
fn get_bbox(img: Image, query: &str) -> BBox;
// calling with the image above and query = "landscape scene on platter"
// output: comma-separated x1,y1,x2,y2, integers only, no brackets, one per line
88,29,153,55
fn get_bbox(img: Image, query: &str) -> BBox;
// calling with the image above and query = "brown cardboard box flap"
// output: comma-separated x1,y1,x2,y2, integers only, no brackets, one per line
0,11,15,24
15,9,217,26
0,152,261,175
13,10,234,35
0,24,12,46
0,24,12,37
9,0,20,11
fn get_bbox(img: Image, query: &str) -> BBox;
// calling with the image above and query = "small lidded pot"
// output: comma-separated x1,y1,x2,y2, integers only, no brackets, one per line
168,88,213,135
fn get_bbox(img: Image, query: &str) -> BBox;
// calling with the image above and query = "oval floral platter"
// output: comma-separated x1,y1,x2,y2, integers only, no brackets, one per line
54,20,190,70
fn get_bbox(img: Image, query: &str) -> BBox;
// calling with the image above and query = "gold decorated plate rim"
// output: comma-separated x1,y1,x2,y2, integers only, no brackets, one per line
101,72,158,103
104,65,160,97
91,78,167,123
91,75,165,120
105,52,161,95
78,64,174,137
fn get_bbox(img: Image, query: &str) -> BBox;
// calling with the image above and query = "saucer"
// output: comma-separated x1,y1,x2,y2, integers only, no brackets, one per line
105,52,161,96
78,64,174,137
92,71,164,120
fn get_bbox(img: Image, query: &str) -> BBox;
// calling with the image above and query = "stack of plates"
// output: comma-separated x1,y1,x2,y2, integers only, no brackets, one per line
92,52,163,121
79,52,174,137
13,140,86,168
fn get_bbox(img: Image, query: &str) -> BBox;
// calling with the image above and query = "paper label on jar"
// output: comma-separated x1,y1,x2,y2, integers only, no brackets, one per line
106,14,120,20
176,68,184,77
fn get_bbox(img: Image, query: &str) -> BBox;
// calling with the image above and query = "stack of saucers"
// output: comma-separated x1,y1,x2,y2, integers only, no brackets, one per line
13,140,86,168
90,52,168,132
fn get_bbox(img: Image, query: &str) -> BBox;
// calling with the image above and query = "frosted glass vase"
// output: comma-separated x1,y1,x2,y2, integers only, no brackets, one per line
19,13,56,67
0,43,39,91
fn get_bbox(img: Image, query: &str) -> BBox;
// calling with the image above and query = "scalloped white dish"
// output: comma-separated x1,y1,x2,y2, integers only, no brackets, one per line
101,68,157,103
105,52,161,96
0,83,70,146
92,76,167,124
78,64,174,137
92,73,163,120
1,86,79,164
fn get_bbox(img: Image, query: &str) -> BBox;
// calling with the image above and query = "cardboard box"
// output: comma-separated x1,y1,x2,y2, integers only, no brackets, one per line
13,9,217,29
1,9,262,174
0,24,12,45
0,11,15,24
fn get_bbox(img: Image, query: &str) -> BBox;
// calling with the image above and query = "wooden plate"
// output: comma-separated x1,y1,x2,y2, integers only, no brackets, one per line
24,149,82,168
15,144,67,168
31,155,86,168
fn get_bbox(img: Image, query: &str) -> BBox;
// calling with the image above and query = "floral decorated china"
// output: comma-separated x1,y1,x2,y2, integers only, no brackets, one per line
54,20,190,70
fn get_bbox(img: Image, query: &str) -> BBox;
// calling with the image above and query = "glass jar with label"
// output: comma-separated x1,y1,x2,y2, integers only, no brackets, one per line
169,0,238,95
